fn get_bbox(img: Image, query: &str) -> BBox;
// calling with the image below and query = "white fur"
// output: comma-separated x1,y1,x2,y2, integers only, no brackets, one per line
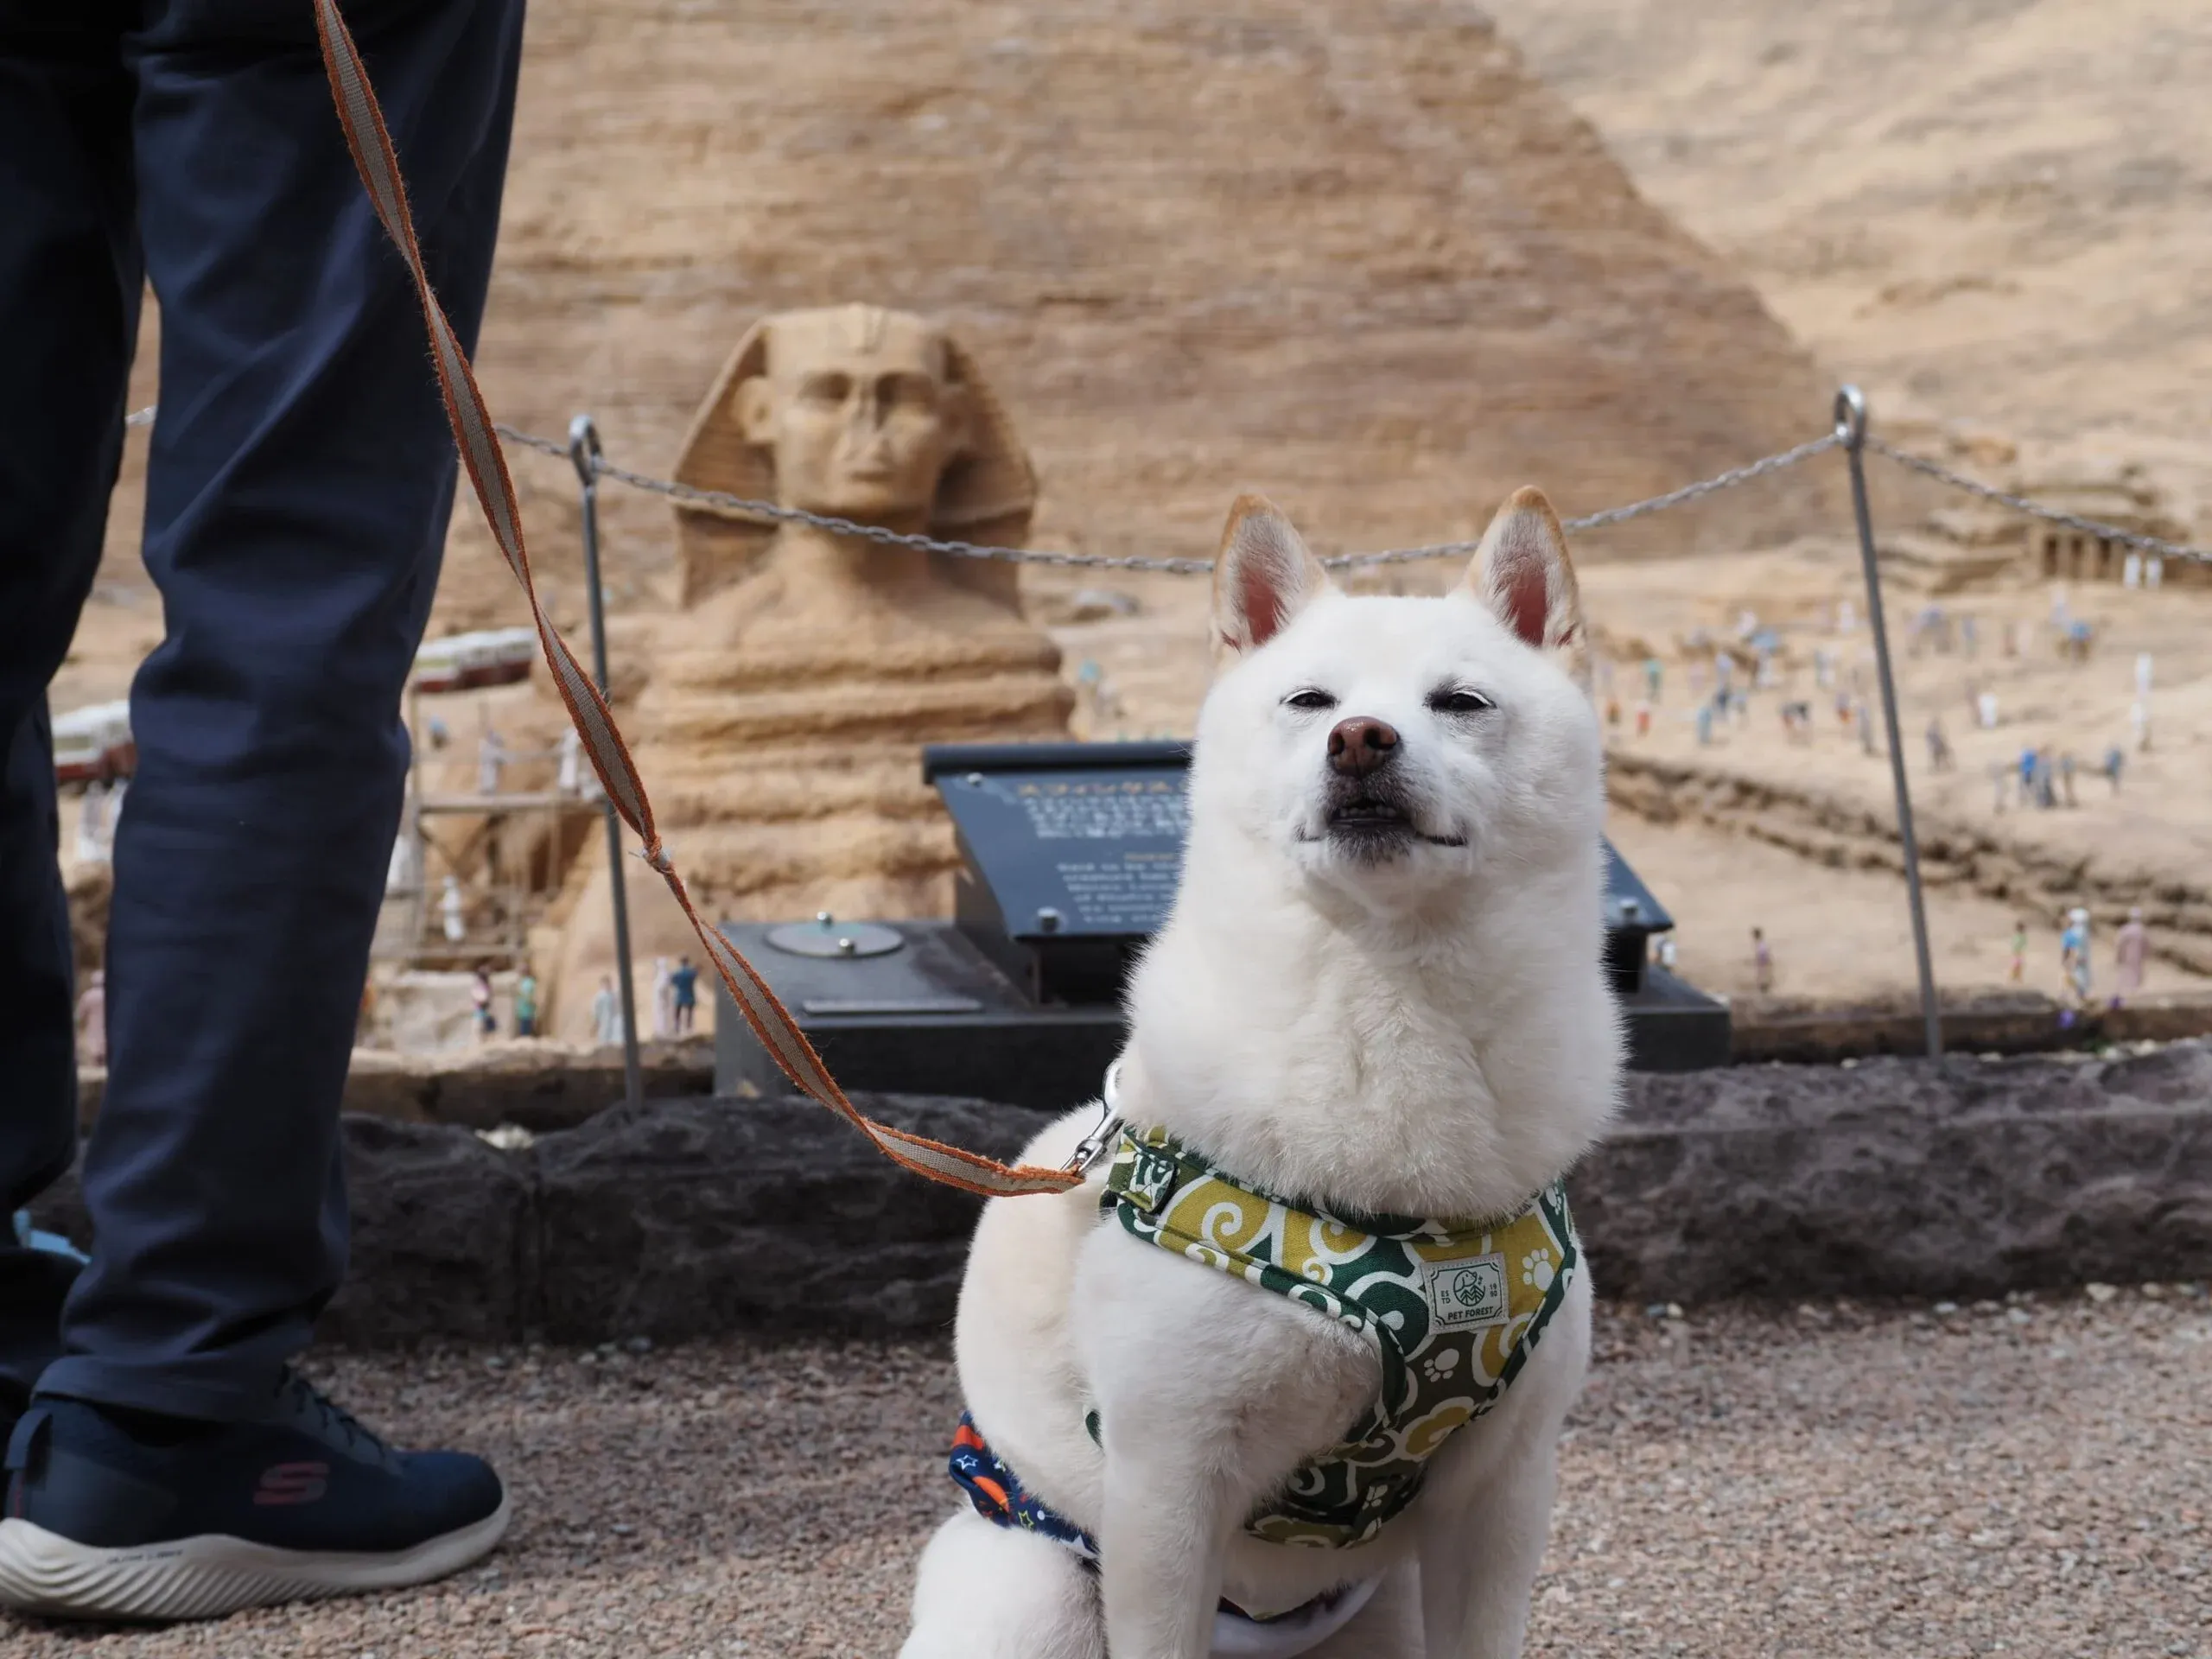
902,495,1621,1659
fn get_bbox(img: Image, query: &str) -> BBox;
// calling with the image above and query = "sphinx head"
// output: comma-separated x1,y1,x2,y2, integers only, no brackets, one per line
671,304,1037,603
734,305,971,524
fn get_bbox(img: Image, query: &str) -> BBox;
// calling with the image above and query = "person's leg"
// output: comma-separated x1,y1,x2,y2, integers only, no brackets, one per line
2,0,526,1623
0,3,142,1419
40,0,524,1421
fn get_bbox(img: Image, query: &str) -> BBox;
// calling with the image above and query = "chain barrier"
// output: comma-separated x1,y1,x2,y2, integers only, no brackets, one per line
491,422,1846,572
132,405,2202,575
1866,435,2212,567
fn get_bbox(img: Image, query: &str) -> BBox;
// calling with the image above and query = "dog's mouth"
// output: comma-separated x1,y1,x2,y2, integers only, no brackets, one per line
1330,798,1411,833
1312,796,1467,849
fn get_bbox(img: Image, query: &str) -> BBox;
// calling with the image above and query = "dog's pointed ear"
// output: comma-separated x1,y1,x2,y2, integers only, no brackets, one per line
1463,486,1587,675
1213,495,1331,663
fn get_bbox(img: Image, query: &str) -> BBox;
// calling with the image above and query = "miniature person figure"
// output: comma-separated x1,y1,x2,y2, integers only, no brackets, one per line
1635,703,1651,739
2017,746,2037,807
1856,700,1875,756
1605,697,1621,728
1961,613,1979,658
2104,743,2125,795
74,779,108,866
1751,928,1773,995
1977,690,1999,730
2058,751,2077,807
652,955,676,1039
2122,551,2142,589
2112,908,2148,1007
1925,717,1952,772
1643,658,1662,703
2059,909,2093,1008
2135,652,2153,698
2008,921,2027,983
470,965,496,1041
2130,699,2150,753
556,726,582,796
590,975,623,1046
670,955,700,1035
75,970,107,1068
440,874,466,944
2146,555,2164,589
512,968,538,1039
1656,934,1678,973
1694,702,1713,747
2035,747,2058,810
475,727,507,795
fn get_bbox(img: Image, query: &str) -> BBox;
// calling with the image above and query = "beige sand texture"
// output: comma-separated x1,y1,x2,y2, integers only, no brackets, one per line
1483,0,2212,520
446,0,1834,596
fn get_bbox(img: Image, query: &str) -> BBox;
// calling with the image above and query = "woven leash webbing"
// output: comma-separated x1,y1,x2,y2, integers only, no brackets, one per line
311,0,1078,1198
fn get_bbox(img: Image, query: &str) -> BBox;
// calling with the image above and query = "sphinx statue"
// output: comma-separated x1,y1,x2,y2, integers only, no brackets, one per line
629,303,1075,924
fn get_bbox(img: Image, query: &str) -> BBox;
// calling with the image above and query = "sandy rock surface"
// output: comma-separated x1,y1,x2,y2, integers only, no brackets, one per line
8,1291,2206,1657
1485,0,2212,523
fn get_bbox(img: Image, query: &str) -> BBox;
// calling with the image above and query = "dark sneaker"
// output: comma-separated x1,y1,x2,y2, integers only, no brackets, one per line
0,1369,507,1620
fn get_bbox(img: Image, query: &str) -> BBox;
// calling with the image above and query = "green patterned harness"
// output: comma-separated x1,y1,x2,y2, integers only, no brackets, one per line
1102,1124,1579,1549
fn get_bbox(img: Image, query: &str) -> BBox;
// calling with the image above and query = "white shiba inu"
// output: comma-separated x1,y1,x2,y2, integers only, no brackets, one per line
900,488,1622,1659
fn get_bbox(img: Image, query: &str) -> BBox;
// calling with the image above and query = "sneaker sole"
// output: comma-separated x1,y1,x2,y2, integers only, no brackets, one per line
0,1494,510,1622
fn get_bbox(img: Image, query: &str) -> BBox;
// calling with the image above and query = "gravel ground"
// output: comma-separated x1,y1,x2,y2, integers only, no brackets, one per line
6,1287,2208,1657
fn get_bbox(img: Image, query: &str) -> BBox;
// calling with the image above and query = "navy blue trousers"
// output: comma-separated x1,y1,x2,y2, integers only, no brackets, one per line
0,0,523,1420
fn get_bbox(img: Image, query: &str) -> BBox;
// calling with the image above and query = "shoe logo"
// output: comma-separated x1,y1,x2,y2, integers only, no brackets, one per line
252,1461,330,1506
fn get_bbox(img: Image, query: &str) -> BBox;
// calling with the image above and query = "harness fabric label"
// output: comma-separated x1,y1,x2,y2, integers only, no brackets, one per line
1421,1253,1509,1329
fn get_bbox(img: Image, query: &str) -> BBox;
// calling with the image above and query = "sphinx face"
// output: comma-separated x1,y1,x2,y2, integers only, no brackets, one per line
738,308,970,523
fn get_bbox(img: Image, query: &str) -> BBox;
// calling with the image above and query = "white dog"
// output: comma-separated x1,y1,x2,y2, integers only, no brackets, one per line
901,488,1622,1659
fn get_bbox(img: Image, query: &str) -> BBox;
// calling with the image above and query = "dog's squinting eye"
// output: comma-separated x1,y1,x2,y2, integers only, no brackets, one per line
1427,689,1496,715
1284,689,1338,711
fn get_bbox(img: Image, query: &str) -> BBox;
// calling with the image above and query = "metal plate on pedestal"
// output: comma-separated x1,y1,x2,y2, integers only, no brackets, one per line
765,916,906,959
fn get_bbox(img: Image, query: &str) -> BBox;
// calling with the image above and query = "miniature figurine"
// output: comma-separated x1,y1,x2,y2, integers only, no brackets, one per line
2112,908,2148,1007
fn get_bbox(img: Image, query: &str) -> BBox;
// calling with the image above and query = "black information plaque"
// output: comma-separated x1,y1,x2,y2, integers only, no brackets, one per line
941,770,1186,935
924,741,1192,1004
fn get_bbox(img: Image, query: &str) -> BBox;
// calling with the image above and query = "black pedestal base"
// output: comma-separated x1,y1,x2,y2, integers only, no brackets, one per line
714,920,1731,1109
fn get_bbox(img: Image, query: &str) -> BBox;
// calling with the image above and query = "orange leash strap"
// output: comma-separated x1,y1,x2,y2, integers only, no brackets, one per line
312,0,1080,1198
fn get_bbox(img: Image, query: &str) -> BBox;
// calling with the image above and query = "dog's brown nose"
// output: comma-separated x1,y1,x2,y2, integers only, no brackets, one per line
1327,715,1399,777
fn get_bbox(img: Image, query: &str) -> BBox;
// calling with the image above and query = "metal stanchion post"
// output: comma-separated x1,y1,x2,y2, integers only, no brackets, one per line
1835,386,1942,1058
569,414,645,1109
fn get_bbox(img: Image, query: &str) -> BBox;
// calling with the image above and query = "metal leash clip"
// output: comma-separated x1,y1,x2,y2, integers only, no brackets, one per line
1064,1060,1127,1176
